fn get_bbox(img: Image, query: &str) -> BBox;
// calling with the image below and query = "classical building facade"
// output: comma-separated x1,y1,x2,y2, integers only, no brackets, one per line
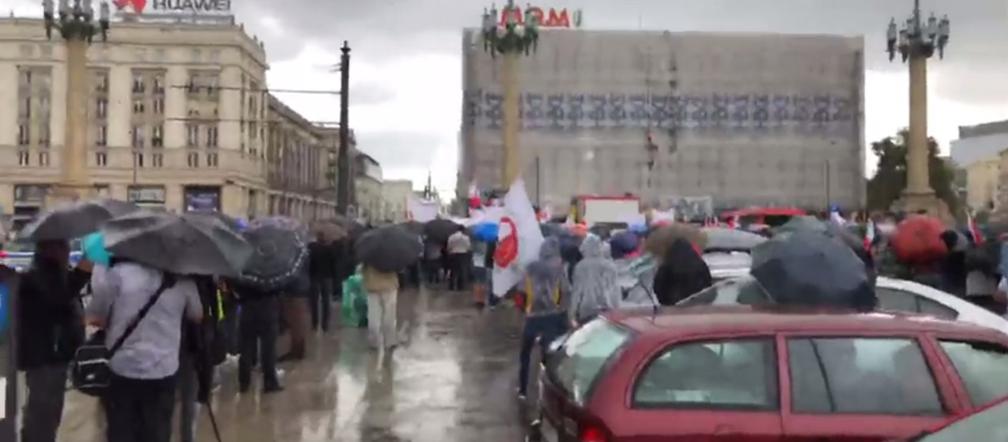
0,16,341,228
354,152,383,223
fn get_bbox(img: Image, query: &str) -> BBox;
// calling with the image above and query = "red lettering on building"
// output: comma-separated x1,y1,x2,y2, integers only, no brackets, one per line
545,8,570,28
498,6,574,28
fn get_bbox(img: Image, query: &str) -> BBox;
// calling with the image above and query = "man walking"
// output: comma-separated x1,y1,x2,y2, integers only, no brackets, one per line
447,226,472,291
308,233,335,332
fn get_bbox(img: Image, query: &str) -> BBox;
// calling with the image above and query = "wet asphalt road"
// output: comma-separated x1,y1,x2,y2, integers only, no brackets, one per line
57,286,538,442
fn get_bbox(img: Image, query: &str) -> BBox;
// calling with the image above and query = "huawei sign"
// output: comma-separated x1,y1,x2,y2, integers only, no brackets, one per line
113,0,232,15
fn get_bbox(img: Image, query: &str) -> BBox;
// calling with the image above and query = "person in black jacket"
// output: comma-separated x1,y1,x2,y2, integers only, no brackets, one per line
308,233,335,332
17,239,90,442
233,283,283,393
652,239,713,306
177,275,225,442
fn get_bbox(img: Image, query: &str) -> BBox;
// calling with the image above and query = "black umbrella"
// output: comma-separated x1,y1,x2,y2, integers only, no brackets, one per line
236,217,310,291
424,218,461,243
355,225,422,272
750,231,876,311
20,198,139,241
188,210,246,233
399,220,424,235
102,211,253,276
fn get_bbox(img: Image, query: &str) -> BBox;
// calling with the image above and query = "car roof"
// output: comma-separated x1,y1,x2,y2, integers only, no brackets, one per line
606,305,1006,339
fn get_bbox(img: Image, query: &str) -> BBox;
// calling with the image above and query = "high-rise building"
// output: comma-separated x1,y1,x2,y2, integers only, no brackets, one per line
460,29,866,212
0,16,341,228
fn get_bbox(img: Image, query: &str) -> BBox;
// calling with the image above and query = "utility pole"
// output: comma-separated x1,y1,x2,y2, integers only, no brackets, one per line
337,41,352,215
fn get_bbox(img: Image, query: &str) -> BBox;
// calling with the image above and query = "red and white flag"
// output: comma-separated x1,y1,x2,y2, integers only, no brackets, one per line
467,182,481,209
492,179,545,297
967,211,984,245
863,218,876,251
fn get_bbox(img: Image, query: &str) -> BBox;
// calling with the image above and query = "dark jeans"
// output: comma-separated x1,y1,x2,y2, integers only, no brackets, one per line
221,305,240,355
310,276,334,331
518,313,568,395
424,259,442,284
104,373,177,442
239,296,280,390
22,364,67,442
448,253,470,291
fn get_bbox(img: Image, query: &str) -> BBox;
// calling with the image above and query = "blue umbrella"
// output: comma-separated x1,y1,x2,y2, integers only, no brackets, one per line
472,222,499,242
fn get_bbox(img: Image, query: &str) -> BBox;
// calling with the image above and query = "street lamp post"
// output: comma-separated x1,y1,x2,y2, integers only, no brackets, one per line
43,0,110,203
887,0,950,216
480,1,539,187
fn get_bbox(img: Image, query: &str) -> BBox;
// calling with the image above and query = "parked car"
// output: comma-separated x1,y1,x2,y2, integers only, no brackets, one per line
902,395,1008,441
534,306,1008,442
0,239,83,272
678,274,1008,336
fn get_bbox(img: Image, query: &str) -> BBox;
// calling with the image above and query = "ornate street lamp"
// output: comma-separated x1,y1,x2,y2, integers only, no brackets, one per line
41,0,111,202
43,0,110,42
480,1,539,187
886,0,951,216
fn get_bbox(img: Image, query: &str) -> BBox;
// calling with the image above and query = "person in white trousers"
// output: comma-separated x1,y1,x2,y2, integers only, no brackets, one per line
362,265,399,370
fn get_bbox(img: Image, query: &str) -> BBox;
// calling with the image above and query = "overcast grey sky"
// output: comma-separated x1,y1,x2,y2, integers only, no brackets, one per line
10,0,1008,196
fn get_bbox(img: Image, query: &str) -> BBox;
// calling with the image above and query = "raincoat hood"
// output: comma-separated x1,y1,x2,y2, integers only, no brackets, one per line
579,234,606,259
524,237,569,316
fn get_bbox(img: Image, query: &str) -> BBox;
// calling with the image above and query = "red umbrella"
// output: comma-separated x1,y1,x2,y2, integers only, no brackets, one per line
890,215,948,264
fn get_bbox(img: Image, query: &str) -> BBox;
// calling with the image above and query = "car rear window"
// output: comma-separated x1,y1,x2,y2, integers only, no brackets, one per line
939,340,1008,407
787,337,943,416
549,319,631,405
633,338,778,410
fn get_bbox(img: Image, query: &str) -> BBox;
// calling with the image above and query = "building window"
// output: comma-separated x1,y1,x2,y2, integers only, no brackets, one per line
207,153,218,167
97,125,108,147
187,152,199,168
95,151,108,167
206,126,218,147
96,98,107,118
153,75,164,95
38,151,49,166
132,74,145,94
132,99,145,114
18,124,30,146
131,126,145,148
96,73,109,92
20,69,32,86
152,125,164,147
186,124,199,147
153,97,164,114
38,125,50,147
152,153,164,168
249,122,257,139
133,152,144,168
19,97,31,119
17,150,29,166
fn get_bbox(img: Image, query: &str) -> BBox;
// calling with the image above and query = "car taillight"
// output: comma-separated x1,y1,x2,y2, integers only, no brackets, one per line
580,425,607,442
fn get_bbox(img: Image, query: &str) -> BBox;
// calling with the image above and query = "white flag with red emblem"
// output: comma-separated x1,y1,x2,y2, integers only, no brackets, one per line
492,179,545,297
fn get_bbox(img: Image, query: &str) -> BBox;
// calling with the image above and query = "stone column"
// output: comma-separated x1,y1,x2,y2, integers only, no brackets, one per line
501,51,520,187
905,53,932,196
49,36,92,203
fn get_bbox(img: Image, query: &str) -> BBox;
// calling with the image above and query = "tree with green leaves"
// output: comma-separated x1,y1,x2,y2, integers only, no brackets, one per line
866,129,959,213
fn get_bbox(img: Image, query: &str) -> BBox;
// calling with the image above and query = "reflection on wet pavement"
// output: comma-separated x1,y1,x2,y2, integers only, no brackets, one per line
58,287,532,441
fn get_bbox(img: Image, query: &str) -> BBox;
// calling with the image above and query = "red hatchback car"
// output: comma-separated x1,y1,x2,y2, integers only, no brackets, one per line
535,306,1008,442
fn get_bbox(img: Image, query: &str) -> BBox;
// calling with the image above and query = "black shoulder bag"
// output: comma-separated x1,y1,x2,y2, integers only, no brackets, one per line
71,274,175,397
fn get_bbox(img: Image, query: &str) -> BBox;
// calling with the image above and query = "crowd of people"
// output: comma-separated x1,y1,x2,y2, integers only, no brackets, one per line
0,224,363,442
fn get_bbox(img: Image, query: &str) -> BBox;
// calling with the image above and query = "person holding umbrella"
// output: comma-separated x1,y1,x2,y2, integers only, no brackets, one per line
355,225,422,368
92,210,251,441
18,239,92,442
15,199,134,442
308,231,336,333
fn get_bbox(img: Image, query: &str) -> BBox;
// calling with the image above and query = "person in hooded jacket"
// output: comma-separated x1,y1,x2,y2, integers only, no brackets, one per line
570,235,621,325
18,240,91,442
517,237,570,399
652,238,713,306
